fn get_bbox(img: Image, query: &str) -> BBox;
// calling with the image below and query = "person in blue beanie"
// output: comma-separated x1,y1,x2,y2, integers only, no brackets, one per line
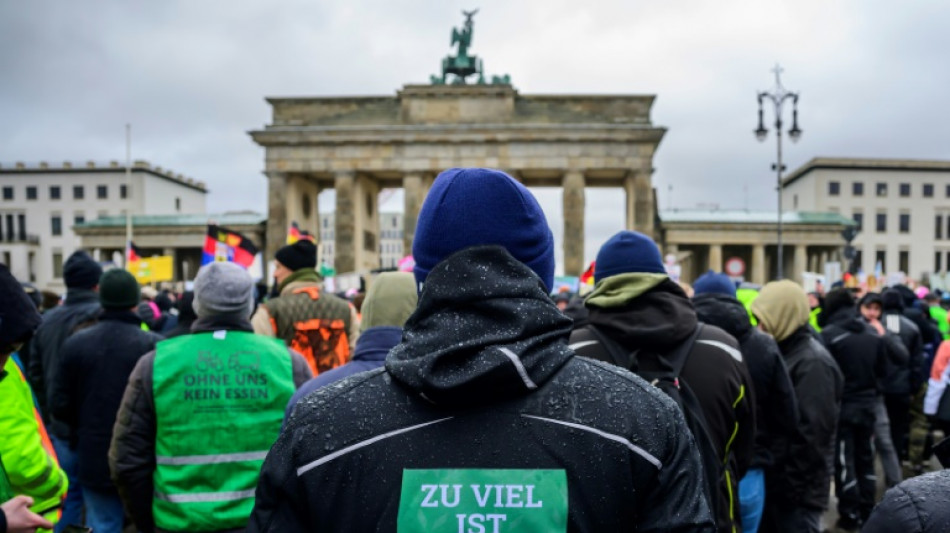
569,231,755,533
249,168,714,532
691,270,799,533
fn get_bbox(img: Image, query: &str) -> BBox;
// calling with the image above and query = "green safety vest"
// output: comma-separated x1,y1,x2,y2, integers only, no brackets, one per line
930,306,950,340
810,307,823,333
152,331,295,532
736,288,760,326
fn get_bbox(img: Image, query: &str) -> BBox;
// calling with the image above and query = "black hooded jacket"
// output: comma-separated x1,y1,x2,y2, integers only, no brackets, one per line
249,246,714,532
693,293,799,469
769,326,843,511
862,469,950,532
882,291,926,393
819,307,889,406
569,279,755,533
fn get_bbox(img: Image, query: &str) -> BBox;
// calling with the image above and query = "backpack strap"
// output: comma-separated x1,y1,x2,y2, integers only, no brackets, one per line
664,322,704,375
582,324,636,370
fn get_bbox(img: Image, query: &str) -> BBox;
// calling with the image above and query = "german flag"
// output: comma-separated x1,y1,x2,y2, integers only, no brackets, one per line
127,241,144,262
580,261,596,285
286,221,315,245
201,225,259,268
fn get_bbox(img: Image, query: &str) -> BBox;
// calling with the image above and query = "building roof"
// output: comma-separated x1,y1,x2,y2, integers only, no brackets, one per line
76,211,264,229
659,209,856,226
0,160,208,193
782,157,950,188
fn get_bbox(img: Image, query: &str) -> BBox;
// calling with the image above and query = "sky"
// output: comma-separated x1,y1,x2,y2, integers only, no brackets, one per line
2,0,949,272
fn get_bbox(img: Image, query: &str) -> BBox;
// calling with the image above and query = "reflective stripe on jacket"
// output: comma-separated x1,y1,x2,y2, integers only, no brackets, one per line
152,332,295,531
0,355,68,526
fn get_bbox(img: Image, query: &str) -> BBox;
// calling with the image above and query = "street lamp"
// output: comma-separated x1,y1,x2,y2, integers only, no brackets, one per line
755,64,801,280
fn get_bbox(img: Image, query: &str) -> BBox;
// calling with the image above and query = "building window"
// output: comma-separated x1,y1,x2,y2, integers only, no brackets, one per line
853,249,863,273
175,197,181,212
946,184,950,198
52,252,64,278
392,217,398,228
4,214,12,241
829,181,840,196
120,184,128,199
938,215,944,240
899,250,909,273
876,212,886,233
876,182,887,197
97,185,108,199
17,214,25,241
27,252,35,282
73,185,84,200
2,187,12,200
900,183,911,197
793,194,799,209
51,215,62,236
937,252,943,273
875,250,887,271
26,186,37,200
74,213,85,225
50,186,61,200
853,182,864,196
853,211,864,231
899,213,910,233
924,184,935,198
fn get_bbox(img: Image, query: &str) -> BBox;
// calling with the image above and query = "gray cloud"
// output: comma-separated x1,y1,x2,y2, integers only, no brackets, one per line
2,0,948,274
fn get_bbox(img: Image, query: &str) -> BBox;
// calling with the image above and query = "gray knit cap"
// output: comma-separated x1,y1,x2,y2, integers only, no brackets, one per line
192,262,255,319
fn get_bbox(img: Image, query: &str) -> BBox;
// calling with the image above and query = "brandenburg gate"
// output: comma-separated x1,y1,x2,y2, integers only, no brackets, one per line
250,12,665,276
250,85,665,275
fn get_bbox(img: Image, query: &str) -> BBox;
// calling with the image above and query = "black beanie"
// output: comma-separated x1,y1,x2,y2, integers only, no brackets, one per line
98,269,141,310
64,251,103,289
275,240,317,272
859,292,883,309
819,288,856,327
0,264,42,351
882,289,905,312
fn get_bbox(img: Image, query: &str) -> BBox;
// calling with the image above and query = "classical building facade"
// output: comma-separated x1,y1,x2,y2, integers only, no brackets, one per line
0,160,206,289
250,84,666,276
782,157,950,280
319,212,404,270
74,212,264,283
660,209,856,285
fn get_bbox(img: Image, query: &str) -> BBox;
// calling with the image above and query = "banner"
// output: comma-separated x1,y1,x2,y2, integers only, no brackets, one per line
128,256,174,284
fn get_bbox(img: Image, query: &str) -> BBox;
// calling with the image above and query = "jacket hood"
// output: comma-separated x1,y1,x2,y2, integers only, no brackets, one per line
824,306,866,333
386,246,574,407
352,326,402,362
750,280,810,342
585,272,668,308
360,272,417,332
692,292,752,340
586,278,698,352
892,284,919,308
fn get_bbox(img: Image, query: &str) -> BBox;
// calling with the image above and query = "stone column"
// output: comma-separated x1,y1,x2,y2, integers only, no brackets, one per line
635,169,654,236
403,173,424,255
265,172,289,266
563,170,585,277
623,175,636,230
794,244,808,284
751,244,766,285
334,171,356,274
708,244,723,273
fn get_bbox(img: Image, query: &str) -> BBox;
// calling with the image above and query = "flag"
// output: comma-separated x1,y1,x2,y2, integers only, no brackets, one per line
202,225,259,268
127,241,144,263
286,221,315,245
580,261,596,285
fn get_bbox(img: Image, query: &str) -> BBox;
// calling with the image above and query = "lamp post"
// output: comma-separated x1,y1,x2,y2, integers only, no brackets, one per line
755,64,802,280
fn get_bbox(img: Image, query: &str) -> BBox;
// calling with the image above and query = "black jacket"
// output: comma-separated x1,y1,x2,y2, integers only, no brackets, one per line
249,246,714,532
768,326,843,511
819,307,889,407
51,310,162,490
109,315,312,533
693,293,799,469
862,469,950,532
882,311,924,395
568,279,754,533
28,289,101,437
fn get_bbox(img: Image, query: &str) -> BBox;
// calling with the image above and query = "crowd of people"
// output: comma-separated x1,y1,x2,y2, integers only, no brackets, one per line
1,167,949,532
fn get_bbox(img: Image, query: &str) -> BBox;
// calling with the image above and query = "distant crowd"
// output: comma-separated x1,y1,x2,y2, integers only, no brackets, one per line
2,167,949,533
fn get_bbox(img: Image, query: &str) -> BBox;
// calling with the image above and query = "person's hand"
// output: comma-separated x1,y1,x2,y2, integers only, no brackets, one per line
1,496,54,533
868,318,885,336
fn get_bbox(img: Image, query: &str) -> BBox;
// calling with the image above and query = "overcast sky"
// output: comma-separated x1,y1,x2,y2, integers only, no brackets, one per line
2,0,949,272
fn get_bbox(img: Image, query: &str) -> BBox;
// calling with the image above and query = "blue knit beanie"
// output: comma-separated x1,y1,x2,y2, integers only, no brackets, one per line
594,230,665,281
693,270,737,297
413,168,555,291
